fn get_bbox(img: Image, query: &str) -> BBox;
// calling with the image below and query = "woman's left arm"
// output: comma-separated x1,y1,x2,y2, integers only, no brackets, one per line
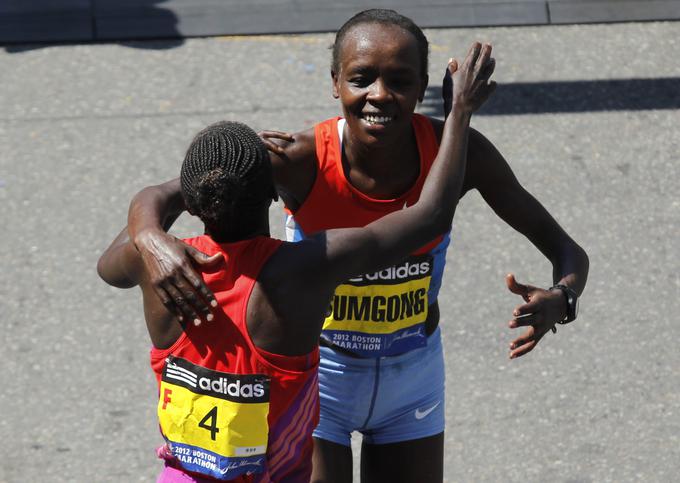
467,128,590,359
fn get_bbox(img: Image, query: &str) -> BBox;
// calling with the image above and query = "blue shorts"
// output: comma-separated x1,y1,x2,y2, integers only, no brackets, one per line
313,327,445,446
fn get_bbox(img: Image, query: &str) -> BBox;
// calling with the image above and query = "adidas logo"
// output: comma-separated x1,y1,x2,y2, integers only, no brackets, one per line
349,260,431,283
165,359,266,399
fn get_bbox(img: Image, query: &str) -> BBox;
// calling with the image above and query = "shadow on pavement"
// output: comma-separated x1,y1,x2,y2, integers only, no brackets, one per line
2,0,184,53
421,77,680,116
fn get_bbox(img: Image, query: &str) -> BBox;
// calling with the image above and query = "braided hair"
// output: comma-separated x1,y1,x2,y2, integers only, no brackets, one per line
180,121,277,232
331,9,429,78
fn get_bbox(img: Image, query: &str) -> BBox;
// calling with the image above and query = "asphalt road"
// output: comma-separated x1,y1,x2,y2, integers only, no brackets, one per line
1,21,678,482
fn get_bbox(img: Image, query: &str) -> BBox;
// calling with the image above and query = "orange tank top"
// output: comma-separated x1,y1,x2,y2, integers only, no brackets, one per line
285,115,452,357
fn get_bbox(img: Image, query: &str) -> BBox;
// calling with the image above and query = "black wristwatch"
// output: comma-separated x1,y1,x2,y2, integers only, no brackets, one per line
550,284,579,323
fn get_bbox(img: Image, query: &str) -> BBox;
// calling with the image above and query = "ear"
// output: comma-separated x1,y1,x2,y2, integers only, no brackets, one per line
331,70,340,99
418,74,429,103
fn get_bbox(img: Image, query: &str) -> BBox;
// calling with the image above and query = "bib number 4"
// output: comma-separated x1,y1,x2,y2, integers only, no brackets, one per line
198,406,220,441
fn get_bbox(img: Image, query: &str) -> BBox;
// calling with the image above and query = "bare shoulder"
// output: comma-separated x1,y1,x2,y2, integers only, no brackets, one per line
269,127,317,210
269,127,316,169
425,115,480,196
427,116,495,156
468,127,498,160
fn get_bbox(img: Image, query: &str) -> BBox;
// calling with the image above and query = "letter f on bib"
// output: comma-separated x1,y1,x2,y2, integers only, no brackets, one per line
162,388,173,410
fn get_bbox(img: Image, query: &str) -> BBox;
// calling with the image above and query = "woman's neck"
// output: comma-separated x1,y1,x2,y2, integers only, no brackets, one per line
342,123,420,198
205,211,271,243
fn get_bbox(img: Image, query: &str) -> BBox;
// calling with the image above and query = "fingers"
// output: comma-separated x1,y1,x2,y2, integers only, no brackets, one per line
457,42,481,79
508,311,537,328
505,278,563,358
449,41,495,112
472,44,495,101
462,42,491,76
153,284,184,323
447,58,459,74
261,140,286,156
258,130,294,141
511,294,542,319
509,339,537,359
191,249,224,269
158,276,203,326
152,260,217,326
184,247,223,319
258,130,294,156
473,43,492,78
475,44,496,103
508,327,545,359
478,56,495,82
137,233,218,326
181,270,217,323
464,41,482,71
505,273,530,301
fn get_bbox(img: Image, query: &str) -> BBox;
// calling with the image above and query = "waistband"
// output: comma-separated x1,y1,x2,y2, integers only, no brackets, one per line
319,326,441,367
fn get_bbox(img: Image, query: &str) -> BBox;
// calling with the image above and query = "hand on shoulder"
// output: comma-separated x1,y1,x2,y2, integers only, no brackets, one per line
260,127,318,211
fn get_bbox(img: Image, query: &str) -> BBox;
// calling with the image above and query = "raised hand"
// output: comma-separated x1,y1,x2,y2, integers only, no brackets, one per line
505,273,568,359
136,230,223,326
443,42,496,117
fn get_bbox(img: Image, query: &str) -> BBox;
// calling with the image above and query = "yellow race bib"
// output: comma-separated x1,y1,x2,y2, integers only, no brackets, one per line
158,356,270,479
322,254,432,356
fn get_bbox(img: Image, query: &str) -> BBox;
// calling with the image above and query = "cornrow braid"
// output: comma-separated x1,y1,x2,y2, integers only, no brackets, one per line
180,121,276,229
332,9,429,78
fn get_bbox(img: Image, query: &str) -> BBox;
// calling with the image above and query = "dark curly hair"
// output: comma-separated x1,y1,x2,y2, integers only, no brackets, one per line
180,121,277,231
331,9,429,78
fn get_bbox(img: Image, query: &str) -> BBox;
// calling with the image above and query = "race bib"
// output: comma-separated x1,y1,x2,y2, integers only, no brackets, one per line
322,254,432,356
158,356,270,480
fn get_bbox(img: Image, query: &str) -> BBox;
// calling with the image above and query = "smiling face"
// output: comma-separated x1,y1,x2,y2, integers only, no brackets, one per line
332,23,428,148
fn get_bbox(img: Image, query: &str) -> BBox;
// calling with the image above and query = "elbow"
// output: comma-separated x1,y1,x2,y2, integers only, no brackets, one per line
96,256,116,287
567,239,589,269
577,244,590,276
553,239,590,285
96,257,105,281
96,254,136,289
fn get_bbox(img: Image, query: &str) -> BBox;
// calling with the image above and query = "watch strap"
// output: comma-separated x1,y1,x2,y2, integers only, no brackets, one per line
549,284,578,323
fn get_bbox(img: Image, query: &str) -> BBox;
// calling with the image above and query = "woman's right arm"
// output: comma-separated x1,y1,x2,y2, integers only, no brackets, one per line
127,178,223,323
97,228,144,288
97,226,185,349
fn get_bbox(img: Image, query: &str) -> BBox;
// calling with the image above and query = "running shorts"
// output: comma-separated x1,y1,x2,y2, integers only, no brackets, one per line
313,327,445,446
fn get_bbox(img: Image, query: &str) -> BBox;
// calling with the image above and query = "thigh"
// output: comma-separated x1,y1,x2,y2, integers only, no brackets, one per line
312,437,354,483
363,330,445,445
360,432,444,483
313,346,375,446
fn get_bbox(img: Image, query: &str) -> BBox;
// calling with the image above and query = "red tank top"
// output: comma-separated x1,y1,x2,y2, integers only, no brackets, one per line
150,235,319,482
